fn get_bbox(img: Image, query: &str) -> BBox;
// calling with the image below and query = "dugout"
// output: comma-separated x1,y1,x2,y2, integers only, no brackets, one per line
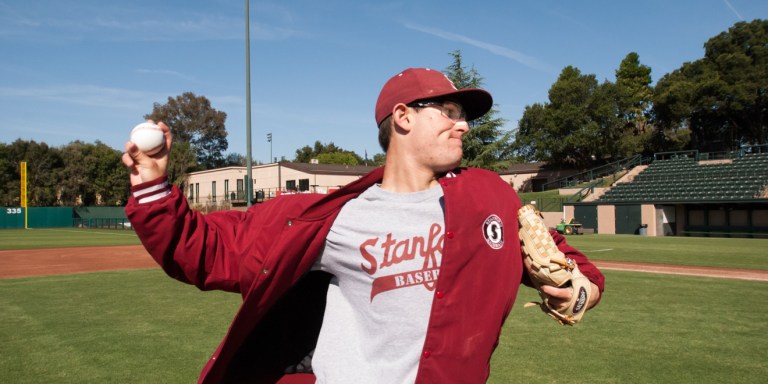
565,201,768,238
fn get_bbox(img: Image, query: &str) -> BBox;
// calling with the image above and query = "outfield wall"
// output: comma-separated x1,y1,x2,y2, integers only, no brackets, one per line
1,208,25,229
1,207,129,229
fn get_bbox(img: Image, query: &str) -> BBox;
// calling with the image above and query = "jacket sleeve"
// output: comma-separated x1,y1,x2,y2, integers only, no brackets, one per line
519,230,605,305
550,230,605,295
125,176,265,293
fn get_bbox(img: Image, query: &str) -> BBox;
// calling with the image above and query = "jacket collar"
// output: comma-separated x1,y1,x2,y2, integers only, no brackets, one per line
300,166,385,220
300,166,465,220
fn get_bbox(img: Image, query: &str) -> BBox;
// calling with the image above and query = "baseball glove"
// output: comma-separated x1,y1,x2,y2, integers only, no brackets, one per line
518,204,592,325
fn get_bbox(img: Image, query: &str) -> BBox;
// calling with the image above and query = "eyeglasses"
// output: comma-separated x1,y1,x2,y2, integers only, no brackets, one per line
408,100,466,122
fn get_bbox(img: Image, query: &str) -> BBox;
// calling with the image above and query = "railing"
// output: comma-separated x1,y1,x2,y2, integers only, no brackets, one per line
570,179,603,202
655,144,768,162
186,185,348,207
541,154,645,191
653,150,699,161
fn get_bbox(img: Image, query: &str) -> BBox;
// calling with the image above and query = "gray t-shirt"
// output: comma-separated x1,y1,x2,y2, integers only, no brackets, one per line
311,184,445,383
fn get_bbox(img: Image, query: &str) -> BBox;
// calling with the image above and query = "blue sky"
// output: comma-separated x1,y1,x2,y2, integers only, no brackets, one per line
1,0,767,163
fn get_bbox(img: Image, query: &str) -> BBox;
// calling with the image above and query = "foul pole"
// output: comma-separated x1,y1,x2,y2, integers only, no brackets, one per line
20,161,28,229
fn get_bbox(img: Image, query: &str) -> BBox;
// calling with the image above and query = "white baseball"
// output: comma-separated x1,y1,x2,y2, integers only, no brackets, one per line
130,122,165,155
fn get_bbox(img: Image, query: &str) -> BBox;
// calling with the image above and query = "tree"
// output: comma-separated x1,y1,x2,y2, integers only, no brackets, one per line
0,140,64,206
0,139,131,207
515,66,623,169
224,153,247,166
371,153,386,166
0,143,14,206
444,50,513,171
88,141,130,205
293,141,363,165
547,66,603,167
653,19,768,151
0,139,53,207
514,103,549,162
0,139,130,207
166,141,198,188
52,141,130,206
58,142,93,205
146,92,228,169
614,52,655,157
317,152,359,165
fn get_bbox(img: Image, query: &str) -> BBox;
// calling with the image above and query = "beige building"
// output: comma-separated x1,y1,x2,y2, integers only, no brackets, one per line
186,161,579,207
185,162,376,206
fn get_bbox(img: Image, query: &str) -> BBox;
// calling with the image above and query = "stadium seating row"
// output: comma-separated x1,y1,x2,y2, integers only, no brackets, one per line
598,154,768,203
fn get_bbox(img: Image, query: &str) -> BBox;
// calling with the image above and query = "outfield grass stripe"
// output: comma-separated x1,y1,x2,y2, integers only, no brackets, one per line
0,228,140,250
564,234,768,270
594,260,768,281
28,228,136,237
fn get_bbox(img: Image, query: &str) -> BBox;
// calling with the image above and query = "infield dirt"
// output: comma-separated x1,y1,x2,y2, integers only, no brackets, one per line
0,245,157,279
1,245,767,281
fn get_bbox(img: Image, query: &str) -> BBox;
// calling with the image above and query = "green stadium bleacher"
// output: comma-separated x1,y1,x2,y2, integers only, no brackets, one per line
598,152,768,203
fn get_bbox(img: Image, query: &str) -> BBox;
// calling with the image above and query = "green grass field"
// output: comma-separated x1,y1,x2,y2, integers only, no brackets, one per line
1,230,767,383
0,270,237,383
0,228,140,250
491,270,768,383
565,234,768,270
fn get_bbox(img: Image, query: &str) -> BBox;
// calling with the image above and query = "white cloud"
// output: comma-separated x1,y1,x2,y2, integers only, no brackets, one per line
135,69,193,81
403,22,556,73
0,84,166,109
0,2,299,43
722,0,744,21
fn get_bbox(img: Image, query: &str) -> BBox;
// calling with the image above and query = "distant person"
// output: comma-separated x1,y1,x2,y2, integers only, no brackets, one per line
123,67,605,383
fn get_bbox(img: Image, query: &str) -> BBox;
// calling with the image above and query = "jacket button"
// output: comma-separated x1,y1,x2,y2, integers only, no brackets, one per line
286,220,293,226
445,231,454,239
436,291,445,299
423,350,432,359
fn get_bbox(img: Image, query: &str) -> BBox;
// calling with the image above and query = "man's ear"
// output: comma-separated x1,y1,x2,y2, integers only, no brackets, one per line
391,103,414,133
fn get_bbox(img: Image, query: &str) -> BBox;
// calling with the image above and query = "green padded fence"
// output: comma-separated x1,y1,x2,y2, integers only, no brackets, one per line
29,207,73,227
1,208,25,229
1,207,130,229
0,207,73,229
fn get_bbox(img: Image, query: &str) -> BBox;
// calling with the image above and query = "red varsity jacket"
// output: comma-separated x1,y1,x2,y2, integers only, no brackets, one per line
126,166,605,383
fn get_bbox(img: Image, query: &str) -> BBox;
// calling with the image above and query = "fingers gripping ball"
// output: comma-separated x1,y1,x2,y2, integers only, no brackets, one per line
518,204,592,325
130,122,164,156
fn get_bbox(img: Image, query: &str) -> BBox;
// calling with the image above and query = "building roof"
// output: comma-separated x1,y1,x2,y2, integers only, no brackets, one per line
187,162,378,177
280,162,377,176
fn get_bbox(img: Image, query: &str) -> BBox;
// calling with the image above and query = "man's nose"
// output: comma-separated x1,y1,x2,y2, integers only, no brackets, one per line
454,120,470,133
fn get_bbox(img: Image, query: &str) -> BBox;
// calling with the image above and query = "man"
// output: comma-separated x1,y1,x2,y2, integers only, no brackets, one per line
123,68,604,384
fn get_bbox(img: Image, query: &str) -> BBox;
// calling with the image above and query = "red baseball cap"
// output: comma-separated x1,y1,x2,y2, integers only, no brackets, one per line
375,68,493,125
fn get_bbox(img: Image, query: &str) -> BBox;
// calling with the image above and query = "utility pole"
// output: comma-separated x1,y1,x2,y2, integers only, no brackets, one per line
267,133,273,163
245,0,253,207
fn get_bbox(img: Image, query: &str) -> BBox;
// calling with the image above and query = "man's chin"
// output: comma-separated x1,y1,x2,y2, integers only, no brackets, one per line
437,159,462,173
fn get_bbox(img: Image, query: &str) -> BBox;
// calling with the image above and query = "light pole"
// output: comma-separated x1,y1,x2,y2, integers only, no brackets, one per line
245,0,253,207
267,133,273,163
